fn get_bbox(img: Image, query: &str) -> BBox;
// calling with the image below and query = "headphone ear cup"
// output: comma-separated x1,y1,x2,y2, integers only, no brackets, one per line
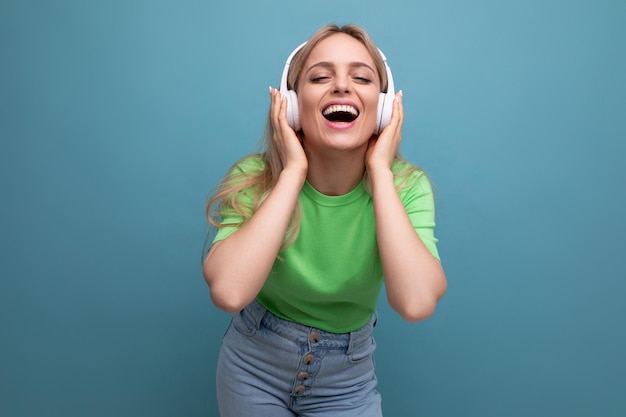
285,90,300,131
376,92,394,134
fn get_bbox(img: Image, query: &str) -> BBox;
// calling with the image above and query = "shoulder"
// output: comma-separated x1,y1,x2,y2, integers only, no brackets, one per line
391,160,432,194
228,154,266,175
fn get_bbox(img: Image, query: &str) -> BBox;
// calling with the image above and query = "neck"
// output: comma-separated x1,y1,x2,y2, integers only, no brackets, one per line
305,148,367,196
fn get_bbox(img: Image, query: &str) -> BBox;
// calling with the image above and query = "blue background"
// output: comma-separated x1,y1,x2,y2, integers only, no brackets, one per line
2,0,625,416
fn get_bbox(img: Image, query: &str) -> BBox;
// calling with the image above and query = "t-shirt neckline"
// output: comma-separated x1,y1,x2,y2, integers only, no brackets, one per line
302,179,367,207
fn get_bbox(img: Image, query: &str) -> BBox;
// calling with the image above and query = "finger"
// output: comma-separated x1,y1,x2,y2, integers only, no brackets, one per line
278,93,290,129
392,90,404,123
385,90,404,138
269,87,281,127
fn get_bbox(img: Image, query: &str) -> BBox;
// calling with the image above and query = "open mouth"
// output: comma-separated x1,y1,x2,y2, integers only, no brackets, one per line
322,104,359,123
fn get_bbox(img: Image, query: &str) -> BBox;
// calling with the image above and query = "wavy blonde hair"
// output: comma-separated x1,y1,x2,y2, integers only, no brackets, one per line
206,24,419,252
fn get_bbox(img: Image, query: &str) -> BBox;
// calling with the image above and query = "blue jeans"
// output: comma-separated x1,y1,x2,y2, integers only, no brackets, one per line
216,300,382,417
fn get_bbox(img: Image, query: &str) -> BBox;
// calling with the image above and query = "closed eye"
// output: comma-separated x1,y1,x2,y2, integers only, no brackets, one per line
310,76,330,83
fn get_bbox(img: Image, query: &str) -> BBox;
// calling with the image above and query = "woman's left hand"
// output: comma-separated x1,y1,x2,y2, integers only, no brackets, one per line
365,91,404,172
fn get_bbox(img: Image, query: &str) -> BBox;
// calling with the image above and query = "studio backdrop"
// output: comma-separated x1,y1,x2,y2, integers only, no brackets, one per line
2,1,625,416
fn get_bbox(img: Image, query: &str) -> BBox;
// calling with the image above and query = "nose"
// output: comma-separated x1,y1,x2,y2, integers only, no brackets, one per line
332,73,350,94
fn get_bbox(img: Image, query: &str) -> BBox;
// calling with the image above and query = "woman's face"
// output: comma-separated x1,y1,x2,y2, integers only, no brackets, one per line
296,33,381,153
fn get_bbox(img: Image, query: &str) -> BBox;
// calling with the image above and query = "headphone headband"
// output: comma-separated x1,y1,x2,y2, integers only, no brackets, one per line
279,42,307,93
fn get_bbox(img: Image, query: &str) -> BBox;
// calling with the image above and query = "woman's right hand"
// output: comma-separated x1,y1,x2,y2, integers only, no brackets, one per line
204,89,309,313
269,87,308,174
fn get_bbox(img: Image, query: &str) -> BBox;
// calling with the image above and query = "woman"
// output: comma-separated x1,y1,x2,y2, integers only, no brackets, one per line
203,24,446,417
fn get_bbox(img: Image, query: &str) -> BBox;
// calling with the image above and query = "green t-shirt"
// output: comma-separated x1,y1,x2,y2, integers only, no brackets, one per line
213,155,440,333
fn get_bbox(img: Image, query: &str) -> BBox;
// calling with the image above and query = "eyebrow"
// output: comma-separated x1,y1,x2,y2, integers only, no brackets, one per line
305,61,376,74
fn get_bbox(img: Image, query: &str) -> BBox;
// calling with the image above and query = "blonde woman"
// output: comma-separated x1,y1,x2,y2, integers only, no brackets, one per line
203,24,446,417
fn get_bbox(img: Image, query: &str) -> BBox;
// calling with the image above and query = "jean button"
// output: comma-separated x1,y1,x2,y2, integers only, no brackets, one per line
303,353,315,365
297,371,309,381
308,331,321,343
295,385,305,395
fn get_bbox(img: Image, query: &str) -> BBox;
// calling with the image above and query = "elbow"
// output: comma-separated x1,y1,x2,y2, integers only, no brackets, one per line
395,298,438,323
203,257,250,314
204,273,250,313
393,284,447,323
209,288,248,313
207,273,252,313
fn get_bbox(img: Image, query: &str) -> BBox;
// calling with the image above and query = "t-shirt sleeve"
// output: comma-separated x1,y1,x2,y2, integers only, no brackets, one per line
211,156,264,244
212,210,242,243
399,171,441,261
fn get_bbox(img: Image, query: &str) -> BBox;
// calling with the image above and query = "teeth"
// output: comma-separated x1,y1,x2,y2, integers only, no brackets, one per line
322,105,359,117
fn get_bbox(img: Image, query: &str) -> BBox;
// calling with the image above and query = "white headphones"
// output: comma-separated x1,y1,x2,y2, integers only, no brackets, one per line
279,41,395,134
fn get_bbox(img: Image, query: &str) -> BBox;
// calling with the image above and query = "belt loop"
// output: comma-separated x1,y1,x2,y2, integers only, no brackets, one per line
244,299,267,330
347,312,376,354
346,329,356,355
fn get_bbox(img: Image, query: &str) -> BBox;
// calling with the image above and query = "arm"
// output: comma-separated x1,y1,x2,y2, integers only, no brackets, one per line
366,92,447,322
370,169,446,321
203,88,308,313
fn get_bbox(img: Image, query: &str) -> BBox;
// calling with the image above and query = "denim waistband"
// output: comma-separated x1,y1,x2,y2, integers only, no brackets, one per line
241,299,377,353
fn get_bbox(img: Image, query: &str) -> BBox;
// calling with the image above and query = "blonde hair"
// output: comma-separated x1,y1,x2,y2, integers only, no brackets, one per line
206,24,419,252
